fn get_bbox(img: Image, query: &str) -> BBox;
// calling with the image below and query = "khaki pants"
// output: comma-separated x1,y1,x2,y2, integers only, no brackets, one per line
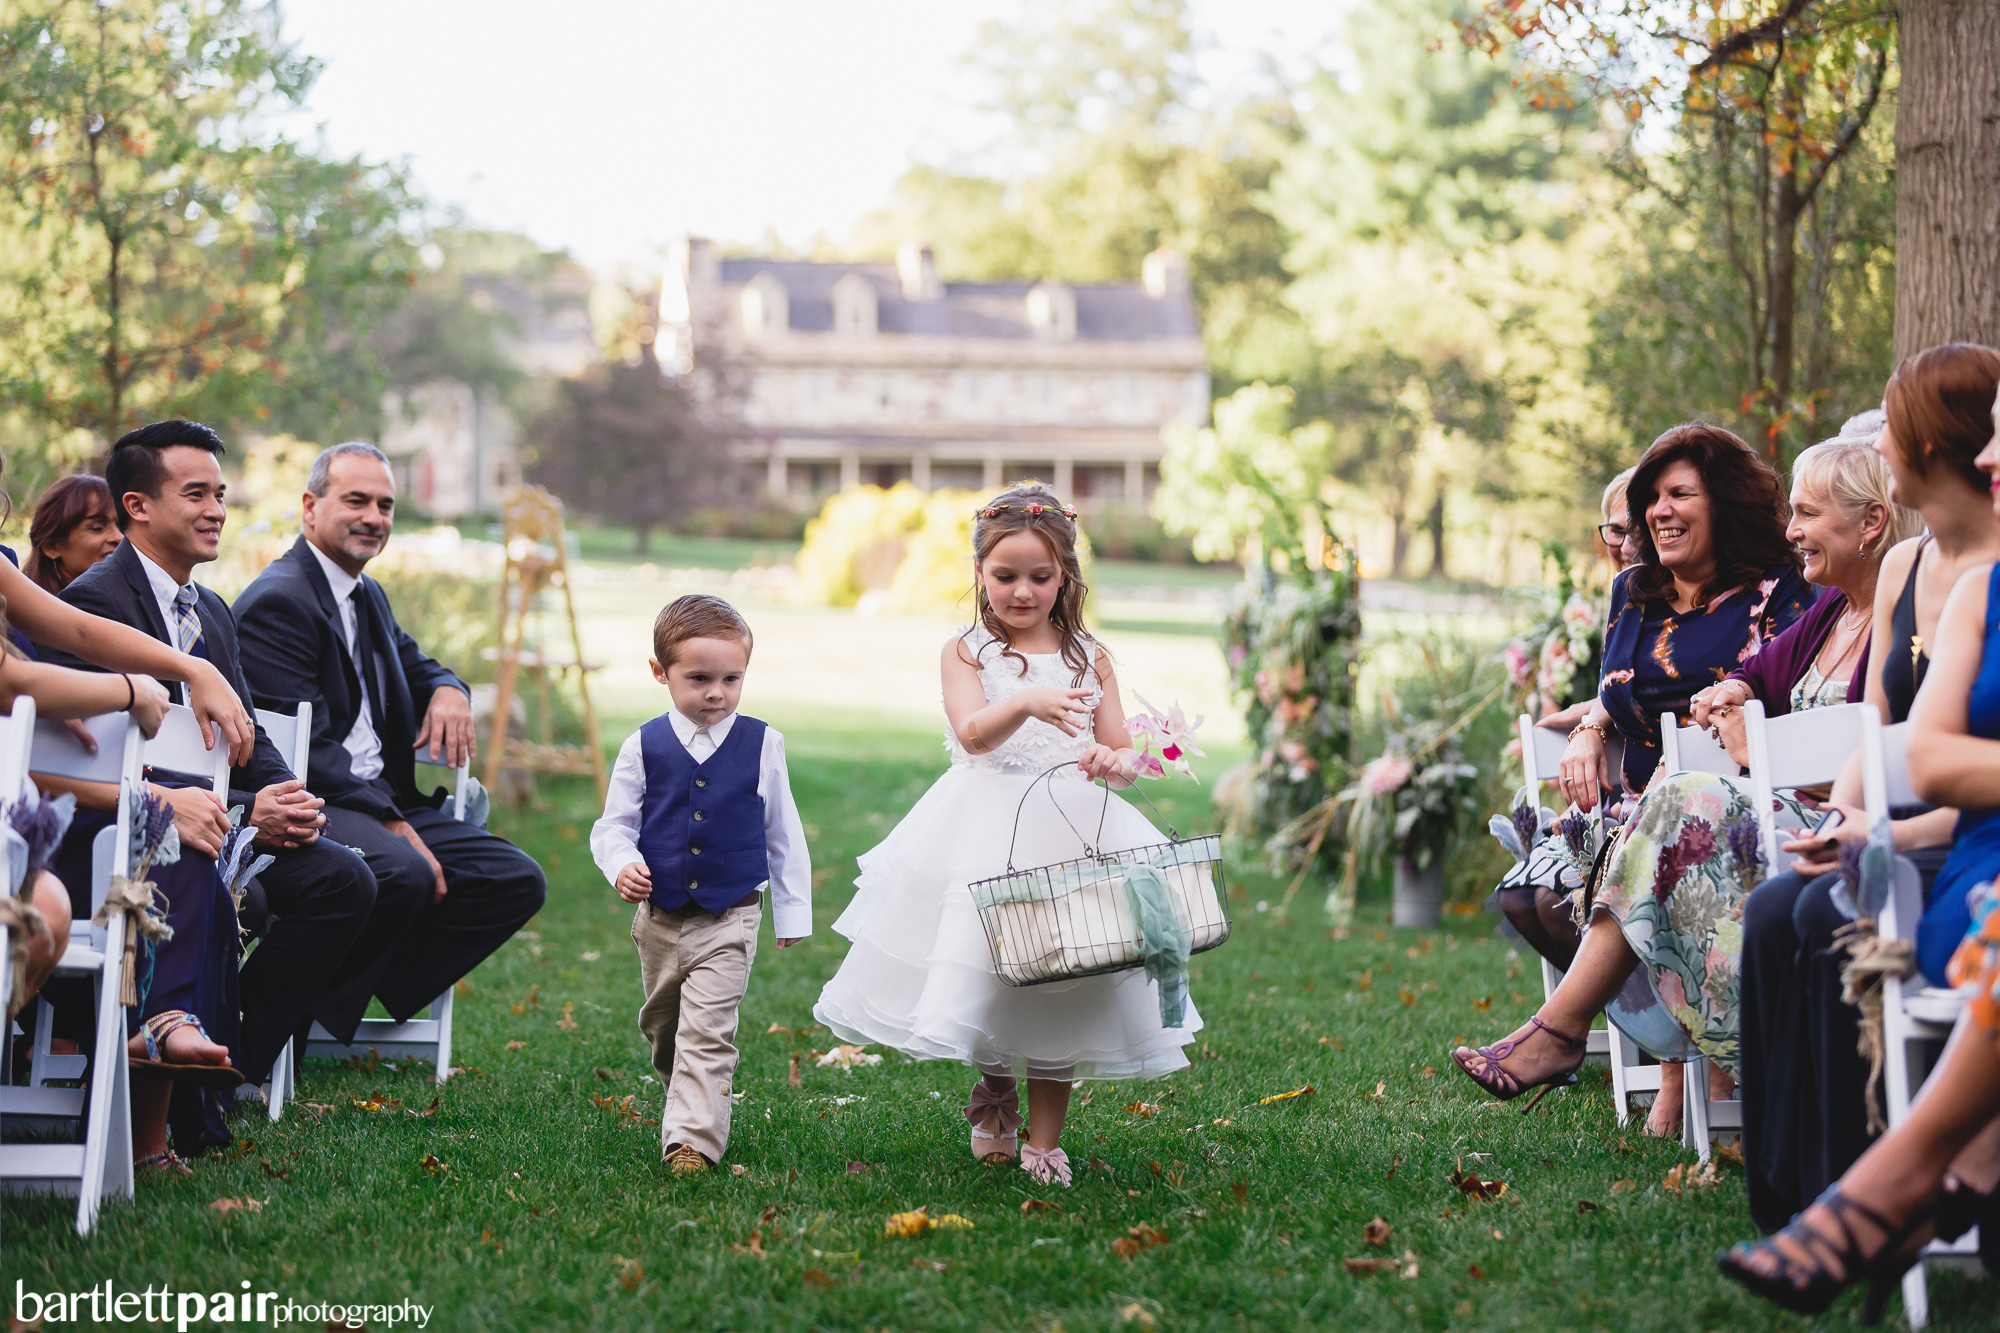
631,899,761,1163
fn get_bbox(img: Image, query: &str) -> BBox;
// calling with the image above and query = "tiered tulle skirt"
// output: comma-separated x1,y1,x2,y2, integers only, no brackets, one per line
813,768,1202,1080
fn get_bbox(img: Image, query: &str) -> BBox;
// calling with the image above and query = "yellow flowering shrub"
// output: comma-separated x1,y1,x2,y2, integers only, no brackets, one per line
791,483,933,607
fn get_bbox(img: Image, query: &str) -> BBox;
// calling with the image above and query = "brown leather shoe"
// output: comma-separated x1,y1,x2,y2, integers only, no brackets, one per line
664,1143,709,1176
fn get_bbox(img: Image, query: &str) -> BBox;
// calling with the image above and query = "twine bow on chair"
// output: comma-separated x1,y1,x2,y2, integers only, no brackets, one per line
0,894,49,1019
1833,915,1917,1135
93,875,175,1008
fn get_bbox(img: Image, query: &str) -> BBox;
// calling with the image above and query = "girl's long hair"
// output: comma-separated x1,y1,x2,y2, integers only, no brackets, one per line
967,482,1093,684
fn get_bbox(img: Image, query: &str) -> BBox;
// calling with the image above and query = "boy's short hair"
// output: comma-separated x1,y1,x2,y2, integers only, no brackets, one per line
653,594,754,668
106,419,226,529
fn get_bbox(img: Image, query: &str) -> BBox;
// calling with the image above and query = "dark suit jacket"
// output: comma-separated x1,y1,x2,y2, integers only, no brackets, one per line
43,538,293,804
232,537,469,823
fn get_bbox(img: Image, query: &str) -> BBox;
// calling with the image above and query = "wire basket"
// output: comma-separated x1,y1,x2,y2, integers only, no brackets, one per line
967,763,1231,986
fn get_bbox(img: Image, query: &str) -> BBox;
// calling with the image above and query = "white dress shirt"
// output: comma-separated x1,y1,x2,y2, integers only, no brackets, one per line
590,708,813,939
131,545,200,702
305,540,385,781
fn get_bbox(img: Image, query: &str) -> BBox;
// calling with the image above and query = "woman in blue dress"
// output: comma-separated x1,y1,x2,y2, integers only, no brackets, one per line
1458,422,1813,1119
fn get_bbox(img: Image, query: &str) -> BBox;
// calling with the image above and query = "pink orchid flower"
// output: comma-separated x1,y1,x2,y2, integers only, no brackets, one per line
1129,693,1206,781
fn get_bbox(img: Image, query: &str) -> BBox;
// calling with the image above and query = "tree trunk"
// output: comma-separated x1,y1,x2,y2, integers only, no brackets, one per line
1388,501,1410,577
1424,491,1447,580
633,521,652,555
1764,164,1803,459
1894,0,2000,359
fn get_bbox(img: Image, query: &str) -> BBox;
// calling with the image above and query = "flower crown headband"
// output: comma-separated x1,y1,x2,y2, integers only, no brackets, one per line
976,501,1077,521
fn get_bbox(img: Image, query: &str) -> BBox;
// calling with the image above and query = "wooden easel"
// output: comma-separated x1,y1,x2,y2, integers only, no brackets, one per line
485,486,608,802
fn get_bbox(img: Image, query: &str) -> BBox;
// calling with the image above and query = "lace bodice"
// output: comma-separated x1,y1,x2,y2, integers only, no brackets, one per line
945,627,1101,777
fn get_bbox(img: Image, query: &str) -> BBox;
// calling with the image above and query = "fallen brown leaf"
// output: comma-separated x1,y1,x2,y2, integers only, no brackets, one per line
406,1096,439,1118
1124,1101,1161,1118
1366,1080,1386,1099
1119,1303,1158,1329
419,1154,449,1175
787,1056,801,1088
1364,1216,1392,1247
1450,1165,1507,1200
1576,1200,1599,1214
1258,1085,1314,1105
1385,1154,1404,1180
208,1197,262,1216
1231,1181,1248,1205
505,1041,527,1051
594,1067,617,1080
1342,1257,1396,1275
1474,995,1492,1010
1715,1141,1744,1166
803,1269,835,1289
259,1159,287,1180
1610,1179,1638,1193
1469,1264,1489,1280
555,1001,578,1032
1112,1237,1141,1260
1021,1198,1060,1214
1420,1066,1437,1079
1399,988,1418,1007
613,1256,643,1292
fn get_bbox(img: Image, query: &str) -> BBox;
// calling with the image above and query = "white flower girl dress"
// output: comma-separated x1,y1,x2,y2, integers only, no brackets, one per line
813,627,1202,1079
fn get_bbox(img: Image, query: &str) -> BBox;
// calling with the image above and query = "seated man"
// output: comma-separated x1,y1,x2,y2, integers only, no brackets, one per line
233,442,545,1025
42,420,382,1091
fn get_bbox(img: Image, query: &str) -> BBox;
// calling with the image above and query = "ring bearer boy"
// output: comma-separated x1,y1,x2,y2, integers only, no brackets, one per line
589,595,811,1174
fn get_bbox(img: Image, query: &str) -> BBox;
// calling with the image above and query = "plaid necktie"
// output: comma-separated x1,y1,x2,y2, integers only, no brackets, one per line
172,584,203,655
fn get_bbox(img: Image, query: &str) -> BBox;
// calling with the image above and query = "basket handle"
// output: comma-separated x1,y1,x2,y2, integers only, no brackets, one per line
1000,761,1181,873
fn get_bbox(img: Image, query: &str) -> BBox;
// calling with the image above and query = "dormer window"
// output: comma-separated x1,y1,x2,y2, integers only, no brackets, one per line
740,273,789,335
1027,281,1076,341
833,273,878,337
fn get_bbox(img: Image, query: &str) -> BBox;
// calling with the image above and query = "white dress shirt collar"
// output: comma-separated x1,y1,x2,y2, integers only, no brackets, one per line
130,542,191,633
304,538,363,603
668,707,736,751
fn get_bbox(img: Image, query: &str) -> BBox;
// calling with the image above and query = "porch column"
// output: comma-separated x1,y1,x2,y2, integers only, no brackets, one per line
1053,457,1074,499
766,449,787,499
911,452,932,490
983,456,1003,490
1124,457,1145,507
839,449,861,492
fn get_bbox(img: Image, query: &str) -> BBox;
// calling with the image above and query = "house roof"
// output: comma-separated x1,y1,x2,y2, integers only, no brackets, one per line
715,259,1199,342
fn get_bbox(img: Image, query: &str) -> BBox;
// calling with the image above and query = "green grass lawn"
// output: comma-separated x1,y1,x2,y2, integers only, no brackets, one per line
3,722,1990,1330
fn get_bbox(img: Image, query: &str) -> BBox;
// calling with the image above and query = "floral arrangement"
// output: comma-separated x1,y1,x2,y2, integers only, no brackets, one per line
1219,565,1361,880
1127,695,1205,781
1343,726,1483,874
1504,543,1605,719
218,806,276,950
95,784,182,1008
7,791,76,888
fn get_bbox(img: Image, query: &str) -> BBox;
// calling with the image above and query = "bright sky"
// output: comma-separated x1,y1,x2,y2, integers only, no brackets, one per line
274,0,1338,271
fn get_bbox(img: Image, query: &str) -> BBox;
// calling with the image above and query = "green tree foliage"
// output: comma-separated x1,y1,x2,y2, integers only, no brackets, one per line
1461,0,1899,455
0,0,420,446
1267,0,1608,574
522,337,724,555
1154,383,1337,571
842,0,1299,398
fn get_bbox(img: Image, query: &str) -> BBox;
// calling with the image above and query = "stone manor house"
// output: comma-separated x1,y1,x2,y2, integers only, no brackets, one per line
658,236,1210,511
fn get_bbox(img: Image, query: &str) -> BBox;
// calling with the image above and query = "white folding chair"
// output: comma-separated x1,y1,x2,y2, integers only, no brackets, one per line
245,704,316,1121
279,716,468,1087
1514,715,1655,1109
1861,713,1976,1328
2,709,144,1234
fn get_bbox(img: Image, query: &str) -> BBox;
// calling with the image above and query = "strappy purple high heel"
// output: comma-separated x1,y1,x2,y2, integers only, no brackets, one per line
1449,1014,1587,1113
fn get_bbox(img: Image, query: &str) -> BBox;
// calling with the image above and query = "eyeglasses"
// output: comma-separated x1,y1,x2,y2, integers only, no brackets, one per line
1597,523,1634,545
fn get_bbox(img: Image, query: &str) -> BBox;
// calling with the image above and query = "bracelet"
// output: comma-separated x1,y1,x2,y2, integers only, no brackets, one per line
122,674,134,712
1567,720,1610,744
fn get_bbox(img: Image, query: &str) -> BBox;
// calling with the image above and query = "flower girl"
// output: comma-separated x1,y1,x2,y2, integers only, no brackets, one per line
813,484,1201,1185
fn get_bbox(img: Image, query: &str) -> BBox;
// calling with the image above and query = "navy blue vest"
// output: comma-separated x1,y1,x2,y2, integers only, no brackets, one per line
638,712,770,914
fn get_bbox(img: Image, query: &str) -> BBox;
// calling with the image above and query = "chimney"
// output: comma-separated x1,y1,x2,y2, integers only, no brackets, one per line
897,238,942,301
1142,247,1188,299
1027,281,1077,342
